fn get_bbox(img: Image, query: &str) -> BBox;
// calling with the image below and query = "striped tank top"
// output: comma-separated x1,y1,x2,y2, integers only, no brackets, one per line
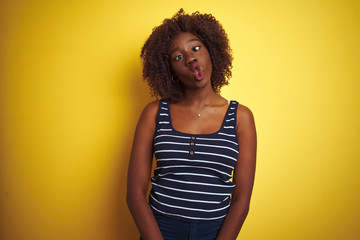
149,99,239,221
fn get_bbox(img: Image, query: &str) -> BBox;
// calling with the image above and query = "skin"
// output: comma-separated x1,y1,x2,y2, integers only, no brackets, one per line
127,32,257,240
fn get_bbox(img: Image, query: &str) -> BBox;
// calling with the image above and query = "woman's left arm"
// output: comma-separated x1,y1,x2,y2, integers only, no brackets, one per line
216,105,257,240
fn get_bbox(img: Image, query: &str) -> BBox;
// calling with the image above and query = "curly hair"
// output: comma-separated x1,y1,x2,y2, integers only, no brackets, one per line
140,9,233,102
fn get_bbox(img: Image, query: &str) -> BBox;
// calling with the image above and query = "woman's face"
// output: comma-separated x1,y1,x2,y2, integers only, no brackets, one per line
169,32,213,90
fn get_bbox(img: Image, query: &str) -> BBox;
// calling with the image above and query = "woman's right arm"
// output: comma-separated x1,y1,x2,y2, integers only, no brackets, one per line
126,101,164,240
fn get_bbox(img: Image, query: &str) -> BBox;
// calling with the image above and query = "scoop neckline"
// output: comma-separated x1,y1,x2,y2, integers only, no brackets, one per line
166,100,234,137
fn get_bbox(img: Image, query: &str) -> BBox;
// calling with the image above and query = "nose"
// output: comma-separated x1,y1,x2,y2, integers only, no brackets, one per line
186,53,197,66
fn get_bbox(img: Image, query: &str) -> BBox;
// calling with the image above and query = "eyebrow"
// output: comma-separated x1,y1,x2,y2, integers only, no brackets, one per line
169,38,201,55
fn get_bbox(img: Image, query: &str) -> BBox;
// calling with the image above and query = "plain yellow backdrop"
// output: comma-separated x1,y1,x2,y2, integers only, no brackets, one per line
0,0,359,239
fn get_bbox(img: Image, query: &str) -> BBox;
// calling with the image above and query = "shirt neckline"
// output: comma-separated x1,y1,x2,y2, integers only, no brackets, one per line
166,100,234,136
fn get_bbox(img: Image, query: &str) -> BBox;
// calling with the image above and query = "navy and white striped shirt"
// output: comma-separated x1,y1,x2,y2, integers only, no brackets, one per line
149,99,239,221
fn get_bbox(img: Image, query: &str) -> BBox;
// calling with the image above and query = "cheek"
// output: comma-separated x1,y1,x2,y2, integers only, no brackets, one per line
171,64,187,77
205,53,213,72
203,51,212,66
170,63,179,75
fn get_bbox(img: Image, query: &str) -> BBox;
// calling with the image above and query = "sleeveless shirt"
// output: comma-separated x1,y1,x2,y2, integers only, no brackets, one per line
149,99,239,221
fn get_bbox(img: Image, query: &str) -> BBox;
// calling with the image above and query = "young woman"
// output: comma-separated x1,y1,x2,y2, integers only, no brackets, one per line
127,9,257,240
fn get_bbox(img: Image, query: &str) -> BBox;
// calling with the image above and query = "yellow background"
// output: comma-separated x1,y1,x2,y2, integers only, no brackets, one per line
0,0,359,239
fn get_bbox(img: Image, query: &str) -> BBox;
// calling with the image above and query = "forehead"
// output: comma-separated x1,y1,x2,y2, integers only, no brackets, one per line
170,32,201,48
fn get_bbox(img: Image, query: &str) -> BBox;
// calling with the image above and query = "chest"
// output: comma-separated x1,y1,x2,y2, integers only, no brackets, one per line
170,105,229,135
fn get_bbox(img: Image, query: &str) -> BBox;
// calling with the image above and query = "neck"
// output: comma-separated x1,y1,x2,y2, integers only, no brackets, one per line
181,86,219,107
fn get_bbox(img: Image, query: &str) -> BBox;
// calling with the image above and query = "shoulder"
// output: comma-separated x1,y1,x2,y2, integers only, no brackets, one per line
236,103,254,120
235,103,256,134
138,100,161,125
142,100,161,115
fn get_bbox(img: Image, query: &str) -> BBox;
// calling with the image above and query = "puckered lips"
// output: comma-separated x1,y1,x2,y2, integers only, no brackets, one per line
190,62,204,81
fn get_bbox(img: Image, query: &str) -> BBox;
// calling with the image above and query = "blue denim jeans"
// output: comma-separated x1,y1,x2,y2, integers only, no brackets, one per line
140,215,224,240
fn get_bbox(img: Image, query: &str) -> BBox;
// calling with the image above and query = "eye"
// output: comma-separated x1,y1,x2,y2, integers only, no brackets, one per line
193,46,201,52
174,54,183,61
